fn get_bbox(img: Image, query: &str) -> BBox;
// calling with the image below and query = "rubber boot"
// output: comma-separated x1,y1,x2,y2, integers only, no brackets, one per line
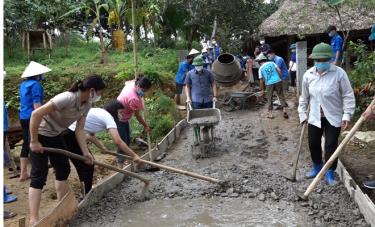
4,187,17,203
193,127,200,145
325,170,336,186
305,163,323,179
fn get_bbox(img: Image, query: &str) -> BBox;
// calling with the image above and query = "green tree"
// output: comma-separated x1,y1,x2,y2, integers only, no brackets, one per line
62,0,110,64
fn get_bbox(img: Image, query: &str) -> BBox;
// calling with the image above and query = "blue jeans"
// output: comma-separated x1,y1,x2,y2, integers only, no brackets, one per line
3,133,12,167
192,101,213,109
116,121,131,164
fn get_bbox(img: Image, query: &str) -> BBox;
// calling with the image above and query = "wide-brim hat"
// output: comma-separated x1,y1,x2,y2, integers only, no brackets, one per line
255,53,268,62
21,61,51,78
188,49,200,56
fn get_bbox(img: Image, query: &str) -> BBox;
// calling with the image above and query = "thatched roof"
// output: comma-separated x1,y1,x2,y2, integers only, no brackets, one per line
259,0,375,37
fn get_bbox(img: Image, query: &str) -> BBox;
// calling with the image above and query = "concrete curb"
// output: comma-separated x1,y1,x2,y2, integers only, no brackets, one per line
337,159,375,226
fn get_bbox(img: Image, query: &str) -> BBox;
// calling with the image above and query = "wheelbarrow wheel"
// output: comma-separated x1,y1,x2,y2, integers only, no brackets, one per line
223,97,236,112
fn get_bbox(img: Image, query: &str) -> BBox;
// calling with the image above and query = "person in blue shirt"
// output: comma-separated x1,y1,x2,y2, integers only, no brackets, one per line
201,48,212,70
288,43,297,87
18,61,50,181
174,50,198,105
211,37,222,59
327,25,343,66
3,100,19,178
267,49,289,92
260,39,270,55
256,53,288,119
369,23,375,51
185,56,217,144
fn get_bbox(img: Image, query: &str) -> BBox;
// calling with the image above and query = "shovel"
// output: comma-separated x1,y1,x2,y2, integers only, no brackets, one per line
103,150,220,183
298,99,375,200
282,121,307,182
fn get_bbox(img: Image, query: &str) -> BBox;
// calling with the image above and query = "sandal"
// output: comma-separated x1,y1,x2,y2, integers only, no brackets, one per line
4,211,17,219
283,112,289,119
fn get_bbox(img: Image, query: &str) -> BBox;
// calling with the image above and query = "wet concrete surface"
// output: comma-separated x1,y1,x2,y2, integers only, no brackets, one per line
71,104,369,227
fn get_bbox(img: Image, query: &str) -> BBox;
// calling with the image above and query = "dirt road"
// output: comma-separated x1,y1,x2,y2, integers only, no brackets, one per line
71,99,369,227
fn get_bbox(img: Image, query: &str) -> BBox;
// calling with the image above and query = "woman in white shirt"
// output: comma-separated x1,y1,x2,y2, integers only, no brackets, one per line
298,43,355,185
66,100,141,194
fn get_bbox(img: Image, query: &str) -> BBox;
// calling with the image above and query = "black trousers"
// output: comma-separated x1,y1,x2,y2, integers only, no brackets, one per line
30,134,70,189
308,118,341,170
20,119,31,158
64,129,94,194
290,71,296,87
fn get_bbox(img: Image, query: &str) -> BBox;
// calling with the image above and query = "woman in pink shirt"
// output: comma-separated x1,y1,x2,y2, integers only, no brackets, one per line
116,76,152,167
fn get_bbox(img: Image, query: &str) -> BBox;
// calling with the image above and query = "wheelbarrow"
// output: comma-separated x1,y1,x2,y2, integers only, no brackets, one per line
187,102,221,158
222,91,264,112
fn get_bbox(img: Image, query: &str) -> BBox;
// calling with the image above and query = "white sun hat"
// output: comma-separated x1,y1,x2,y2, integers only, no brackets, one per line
21,61,51,78
188,49,200,56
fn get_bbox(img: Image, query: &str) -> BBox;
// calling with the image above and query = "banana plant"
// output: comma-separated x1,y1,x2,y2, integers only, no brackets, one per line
61,0,109,64
107,0,127,30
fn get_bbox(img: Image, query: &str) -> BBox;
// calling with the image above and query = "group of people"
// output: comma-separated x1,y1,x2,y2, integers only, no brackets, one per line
3,61,153,224
174,37,220,108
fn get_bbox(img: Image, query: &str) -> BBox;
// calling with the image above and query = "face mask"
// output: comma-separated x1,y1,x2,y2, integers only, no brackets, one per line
195,66,204,72
328,31,335,37
137,89,145,97
315,62,331,72
90,89,101,102
260,40,265,45
268,55,275,60
212,40,217,45
291,49,296,53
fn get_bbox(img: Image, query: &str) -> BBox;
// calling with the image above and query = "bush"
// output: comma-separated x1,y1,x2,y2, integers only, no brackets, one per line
127,91,179,142
347,41,375,114
348,41,375,88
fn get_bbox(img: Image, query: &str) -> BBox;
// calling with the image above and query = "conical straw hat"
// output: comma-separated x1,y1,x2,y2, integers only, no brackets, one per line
21,61,51,78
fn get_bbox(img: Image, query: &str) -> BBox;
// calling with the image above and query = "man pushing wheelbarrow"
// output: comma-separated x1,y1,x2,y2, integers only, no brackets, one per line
185,56,221,157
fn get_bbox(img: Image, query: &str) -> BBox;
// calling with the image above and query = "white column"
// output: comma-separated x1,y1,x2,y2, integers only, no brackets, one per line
296,41,307,96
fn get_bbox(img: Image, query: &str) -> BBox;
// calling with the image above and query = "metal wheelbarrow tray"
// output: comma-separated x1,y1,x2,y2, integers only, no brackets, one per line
187,107,221,127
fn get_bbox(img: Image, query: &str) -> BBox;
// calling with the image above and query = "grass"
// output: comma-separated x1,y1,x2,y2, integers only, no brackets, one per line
4,36,181,142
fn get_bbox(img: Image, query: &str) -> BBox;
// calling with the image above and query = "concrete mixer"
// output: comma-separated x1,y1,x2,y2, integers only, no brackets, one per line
212,53,244,87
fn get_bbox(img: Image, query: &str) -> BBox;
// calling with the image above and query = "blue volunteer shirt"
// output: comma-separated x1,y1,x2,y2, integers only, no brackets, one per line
369,24,375,41
175,60,194,84
273,55,289,80
258,62,282,86
19,79,44,120
185,68,214,103
4,102,8,132
214,45,221,59
291,52,296,62
330,34,343,62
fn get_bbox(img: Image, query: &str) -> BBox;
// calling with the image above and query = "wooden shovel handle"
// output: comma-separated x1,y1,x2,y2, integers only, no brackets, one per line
44,147,150,184
104,150,220,183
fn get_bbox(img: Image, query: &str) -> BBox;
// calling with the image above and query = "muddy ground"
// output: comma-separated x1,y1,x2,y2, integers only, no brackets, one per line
71,95,369,227
341,142,375,204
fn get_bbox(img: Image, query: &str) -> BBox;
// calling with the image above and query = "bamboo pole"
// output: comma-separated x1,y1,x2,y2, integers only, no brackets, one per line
44,147,150,184
103,150,220,183
131,0,139,79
